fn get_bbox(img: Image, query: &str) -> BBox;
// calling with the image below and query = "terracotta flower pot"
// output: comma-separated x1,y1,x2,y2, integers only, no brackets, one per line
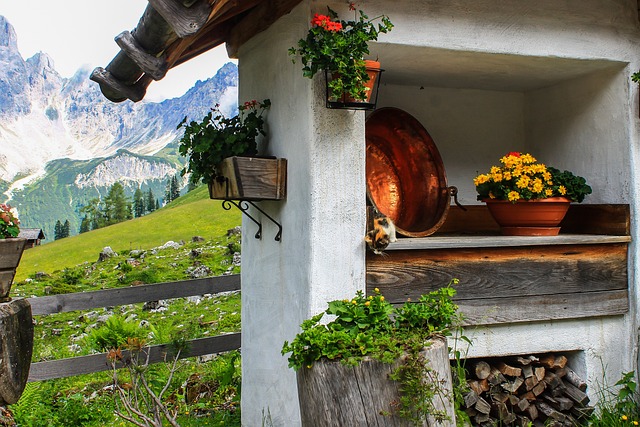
484,197,571,236
0,238,27,302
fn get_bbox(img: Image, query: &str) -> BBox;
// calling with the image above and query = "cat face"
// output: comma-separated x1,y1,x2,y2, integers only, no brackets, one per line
365,216,396,255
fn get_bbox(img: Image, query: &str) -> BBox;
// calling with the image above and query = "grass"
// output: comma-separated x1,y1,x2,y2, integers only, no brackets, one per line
9,186,243,426
15,185,240,282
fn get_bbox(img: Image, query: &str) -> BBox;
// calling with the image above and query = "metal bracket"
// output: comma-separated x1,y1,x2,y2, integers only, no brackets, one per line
221,200,282,242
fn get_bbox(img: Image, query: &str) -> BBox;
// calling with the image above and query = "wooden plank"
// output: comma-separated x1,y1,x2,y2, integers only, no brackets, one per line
367,244,628,303
27,333,241,382
457,290,628,325
386,235,630,251
226,0,303,58
209,157,287,201
436,204,629,236
27,275,241,316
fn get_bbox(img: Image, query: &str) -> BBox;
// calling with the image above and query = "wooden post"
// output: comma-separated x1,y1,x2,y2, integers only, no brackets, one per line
296,337,455,426
0,299,33,405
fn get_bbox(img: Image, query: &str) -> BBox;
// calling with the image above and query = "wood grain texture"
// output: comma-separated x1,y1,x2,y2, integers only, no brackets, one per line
296,337,454,426
0,299,33,404
367,244,628,325
209,157,287,201
27,275,240,316
28,333,240,382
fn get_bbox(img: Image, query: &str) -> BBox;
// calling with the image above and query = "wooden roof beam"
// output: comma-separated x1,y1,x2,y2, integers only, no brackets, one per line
115,31,168,80
147,0,212,37
225,0,302,58
90,68,152,102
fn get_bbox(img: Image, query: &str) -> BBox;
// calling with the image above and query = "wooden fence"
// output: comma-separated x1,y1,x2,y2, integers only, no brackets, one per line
25,275,242,382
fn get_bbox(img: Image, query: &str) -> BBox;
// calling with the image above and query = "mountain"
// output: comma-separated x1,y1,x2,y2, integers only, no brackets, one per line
0,16,239,240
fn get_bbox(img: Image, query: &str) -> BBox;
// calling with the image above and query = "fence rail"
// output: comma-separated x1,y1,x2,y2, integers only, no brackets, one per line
25,274,242,382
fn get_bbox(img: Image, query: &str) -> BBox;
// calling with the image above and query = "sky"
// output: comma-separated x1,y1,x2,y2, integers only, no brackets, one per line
1,0,235,102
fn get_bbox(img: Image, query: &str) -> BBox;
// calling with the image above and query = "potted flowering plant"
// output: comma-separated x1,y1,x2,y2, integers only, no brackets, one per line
289,6,393,109
473,152,592,235
282,284,462,426
0,203,26,302
177,99,286,201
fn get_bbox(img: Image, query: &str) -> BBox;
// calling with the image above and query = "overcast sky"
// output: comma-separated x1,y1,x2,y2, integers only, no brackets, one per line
1,0,234,102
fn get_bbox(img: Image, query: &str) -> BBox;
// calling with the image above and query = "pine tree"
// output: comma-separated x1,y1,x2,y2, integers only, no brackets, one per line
104,182,132,225
133,188,145,218
54,220,62,240
79,217,90,234
170,175,181,201
62,220,70,238
80,198,106,231
146,189,156,213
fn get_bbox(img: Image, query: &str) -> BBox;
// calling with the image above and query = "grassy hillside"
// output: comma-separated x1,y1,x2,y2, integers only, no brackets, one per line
16,185,240,282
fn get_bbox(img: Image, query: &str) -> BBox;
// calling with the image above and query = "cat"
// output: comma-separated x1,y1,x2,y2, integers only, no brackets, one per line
365,213,397,255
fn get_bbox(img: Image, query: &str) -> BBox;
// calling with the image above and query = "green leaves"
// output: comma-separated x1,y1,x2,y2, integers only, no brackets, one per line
281,282,460,371
289,7,393,101
177,100,270,185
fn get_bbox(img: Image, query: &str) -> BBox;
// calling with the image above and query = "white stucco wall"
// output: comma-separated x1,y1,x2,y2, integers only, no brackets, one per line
237,3,367,425
236,0,640,424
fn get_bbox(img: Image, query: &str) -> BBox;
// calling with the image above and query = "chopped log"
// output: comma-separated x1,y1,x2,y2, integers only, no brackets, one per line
543,371,562,389
475,396,491,414
474,413,491,424
561,380,590,405
502,376,524,393
463,390,479,408
468,379,490,395
508,394,520,406
535,401,566,423
522,391,537,401
562,367,587,391
525,403,539,420
525,375,539,391
522,364,534,378
515,398,530,412
515,414,533,426
472,361,491,379
540,354,568,369
571,405,595,420
515,355,539,365
491,402,516,424
534,366,546,382
490,389,510,403
488,367,507,385
497,361,522,377
532,381,547,396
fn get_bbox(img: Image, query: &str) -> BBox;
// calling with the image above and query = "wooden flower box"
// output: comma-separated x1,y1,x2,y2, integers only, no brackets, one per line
208,156,287,201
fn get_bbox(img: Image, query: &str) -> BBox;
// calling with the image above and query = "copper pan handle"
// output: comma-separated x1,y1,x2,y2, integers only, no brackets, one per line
447,186,467,211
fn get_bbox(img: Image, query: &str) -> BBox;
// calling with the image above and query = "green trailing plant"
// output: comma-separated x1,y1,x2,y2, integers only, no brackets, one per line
85,315,149,352
289,6,393,101
282,280,465,425
177,99,271,186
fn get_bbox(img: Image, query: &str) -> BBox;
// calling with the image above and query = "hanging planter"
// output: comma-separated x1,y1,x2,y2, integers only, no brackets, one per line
289,7,393,110
209,156,287,201
326,60,384,110
0,238,27,302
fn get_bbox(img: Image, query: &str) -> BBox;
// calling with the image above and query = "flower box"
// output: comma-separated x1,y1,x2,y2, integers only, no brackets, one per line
208,156,287,201
0,238,27,302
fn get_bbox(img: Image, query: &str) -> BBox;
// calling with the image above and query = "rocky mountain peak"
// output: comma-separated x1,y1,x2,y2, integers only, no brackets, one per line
0,16,18,51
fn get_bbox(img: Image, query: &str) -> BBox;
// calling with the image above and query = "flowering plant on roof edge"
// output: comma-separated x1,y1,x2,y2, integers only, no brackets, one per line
289,5,393,102
473,152,592,203
177,99,271,186
0,204,20,239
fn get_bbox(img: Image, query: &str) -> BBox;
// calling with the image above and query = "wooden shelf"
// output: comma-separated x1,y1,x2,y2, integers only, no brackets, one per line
389,234,631,250
366,204,631,326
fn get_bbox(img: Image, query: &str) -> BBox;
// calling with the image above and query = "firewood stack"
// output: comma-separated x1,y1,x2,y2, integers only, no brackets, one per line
461,353,594,426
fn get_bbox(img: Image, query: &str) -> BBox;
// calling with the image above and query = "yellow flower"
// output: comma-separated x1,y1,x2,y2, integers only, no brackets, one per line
491,172,503,182
503,171,512,180
374,287,380,293
520,153,536,164
633,420,638,425
558,185,567,195
508,191,520,202
380,296,385,301
622,415,628,421
351,300,357,304
545,189,553,197
516,176,530,189
531,178,543,193
473,174,490,186
364,301,370,306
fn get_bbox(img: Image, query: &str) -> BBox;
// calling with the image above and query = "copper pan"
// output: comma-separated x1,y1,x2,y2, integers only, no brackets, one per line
366,107,450,237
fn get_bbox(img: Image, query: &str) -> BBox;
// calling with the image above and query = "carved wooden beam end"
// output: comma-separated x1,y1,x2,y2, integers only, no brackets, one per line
115,31,169,81
147,0,213,38
90,67,149,103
